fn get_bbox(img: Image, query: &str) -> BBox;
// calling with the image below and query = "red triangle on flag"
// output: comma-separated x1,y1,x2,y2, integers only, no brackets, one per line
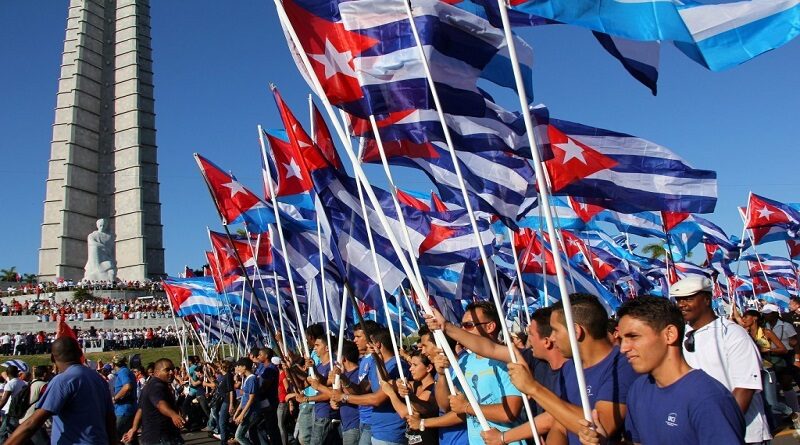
544,125,618,192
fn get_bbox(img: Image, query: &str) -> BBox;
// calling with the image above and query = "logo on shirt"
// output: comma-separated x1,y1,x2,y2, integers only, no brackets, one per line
665,412,678,427
585,385,593,397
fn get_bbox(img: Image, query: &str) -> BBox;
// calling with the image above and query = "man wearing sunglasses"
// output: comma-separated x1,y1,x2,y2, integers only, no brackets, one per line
428,300,525,445
672,276,771,444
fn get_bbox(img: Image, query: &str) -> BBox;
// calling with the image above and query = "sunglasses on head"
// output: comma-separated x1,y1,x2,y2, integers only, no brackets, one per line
684,330,696,353
461,321,490,330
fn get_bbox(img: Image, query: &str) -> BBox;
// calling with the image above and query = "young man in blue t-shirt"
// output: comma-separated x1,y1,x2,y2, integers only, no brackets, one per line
506,293,640,445
232,357,258,445
331,320,380,445
423,301,525,445
577,296,745,445
305,335,341,444
336,328,409,445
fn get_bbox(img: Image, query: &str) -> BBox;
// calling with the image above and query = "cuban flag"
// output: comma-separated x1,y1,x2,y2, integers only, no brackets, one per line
744,193,800,236
674,261,712,280
385,143,537,229
163,277,226,317
743,254,798,279
788,240,800,260
195,154,276,233
596,210,665,239
509,0,800,71
338,0,534,115
540,115,717,214
353,98,534,159
517,196,589,231
208,230,271,277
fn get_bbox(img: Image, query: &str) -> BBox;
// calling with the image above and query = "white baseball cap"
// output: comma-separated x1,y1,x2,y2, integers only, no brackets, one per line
670,276,713,298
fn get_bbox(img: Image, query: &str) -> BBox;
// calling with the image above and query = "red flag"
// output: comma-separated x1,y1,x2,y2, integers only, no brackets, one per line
55,315,77,341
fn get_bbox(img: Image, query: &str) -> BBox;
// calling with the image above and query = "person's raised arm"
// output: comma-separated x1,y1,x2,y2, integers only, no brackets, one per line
425,308,511,362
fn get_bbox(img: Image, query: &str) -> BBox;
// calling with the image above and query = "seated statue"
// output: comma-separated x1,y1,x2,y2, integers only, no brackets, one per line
83,218,117,282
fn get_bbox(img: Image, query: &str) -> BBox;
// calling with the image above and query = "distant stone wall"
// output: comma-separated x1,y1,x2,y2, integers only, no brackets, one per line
0,315,173,334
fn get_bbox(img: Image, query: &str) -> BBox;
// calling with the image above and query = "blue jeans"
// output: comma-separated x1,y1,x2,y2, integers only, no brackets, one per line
371,439,406,445
358,423,372,445
235,412,258,445
342,426,361,445
311,416,336,445
218,402,230,445
296,403,314,445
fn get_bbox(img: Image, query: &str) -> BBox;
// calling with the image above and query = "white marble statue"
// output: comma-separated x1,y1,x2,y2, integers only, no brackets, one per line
83,218,117,282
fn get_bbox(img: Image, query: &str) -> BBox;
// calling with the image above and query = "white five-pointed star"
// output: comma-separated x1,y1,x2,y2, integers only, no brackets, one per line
568,238,582,247
309,38,357,80
757,206,774,220
529,253,543,265
555,138,588,164
222,180,248,198
593,257,606,266
579,202,589,211
221,245,236,259
284,158,303,180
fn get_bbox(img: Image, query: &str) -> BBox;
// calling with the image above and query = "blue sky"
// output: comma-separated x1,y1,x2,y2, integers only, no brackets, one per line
1,1,798,277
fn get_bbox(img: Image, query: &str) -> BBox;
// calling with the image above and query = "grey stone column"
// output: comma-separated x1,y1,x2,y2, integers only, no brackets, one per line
39,0,164,282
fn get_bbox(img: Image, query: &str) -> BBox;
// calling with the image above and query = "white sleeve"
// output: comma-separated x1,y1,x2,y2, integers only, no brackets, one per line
725,324,763,390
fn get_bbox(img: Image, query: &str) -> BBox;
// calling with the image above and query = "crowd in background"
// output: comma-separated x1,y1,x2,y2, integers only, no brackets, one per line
1,278,800,444
0,296,173,321
1,280,164,298
0,325,183,356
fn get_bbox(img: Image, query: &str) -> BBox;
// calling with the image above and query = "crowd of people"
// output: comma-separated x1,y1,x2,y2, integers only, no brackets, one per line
0,326,183,355
0,296,173,321
1,280,164,298
1,276,800,444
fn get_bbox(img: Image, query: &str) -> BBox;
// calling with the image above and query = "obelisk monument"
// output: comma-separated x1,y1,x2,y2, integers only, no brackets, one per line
39,0,164,282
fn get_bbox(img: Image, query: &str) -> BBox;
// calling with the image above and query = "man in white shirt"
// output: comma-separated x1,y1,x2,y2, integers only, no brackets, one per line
672,276,771,444
761,303,800,413
0,365,29,441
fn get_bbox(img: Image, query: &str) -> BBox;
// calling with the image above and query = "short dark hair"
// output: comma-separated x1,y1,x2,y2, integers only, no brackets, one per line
33,365,48,380
236,357,253,369
306,323,325,341
249,347,261,357
51,337,83,363
617,296,685,341
5,365,19,378
354,320,380,338
465,301,500,324
531,307,554,338
371,329,394,352
790,296,800,305
552,293,609,340
341,340,359,364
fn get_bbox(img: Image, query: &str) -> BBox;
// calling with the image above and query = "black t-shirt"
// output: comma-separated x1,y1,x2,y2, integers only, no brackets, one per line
218,372,234,395
139,377,181,443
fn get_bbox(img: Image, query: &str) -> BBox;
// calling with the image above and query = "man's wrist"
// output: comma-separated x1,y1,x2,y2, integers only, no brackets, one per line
419,418,425,431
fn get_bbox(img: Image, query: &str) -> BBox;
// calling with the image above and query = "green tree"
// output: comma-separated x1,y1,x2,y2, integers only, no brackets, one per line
0,266,18,281
641,243,666,260
22,274,37,284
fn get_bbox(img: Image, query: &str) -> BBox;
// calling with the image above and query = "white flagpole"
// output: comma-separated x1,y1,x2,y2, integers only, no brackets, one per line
272,0,483,423
494,0,593,422
244,230,279,340
257,125,314,374
352,144,414,414
311,98,336,367
507,227,531,324
364,112,456,393
333,286,350,389
400,0,538,433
